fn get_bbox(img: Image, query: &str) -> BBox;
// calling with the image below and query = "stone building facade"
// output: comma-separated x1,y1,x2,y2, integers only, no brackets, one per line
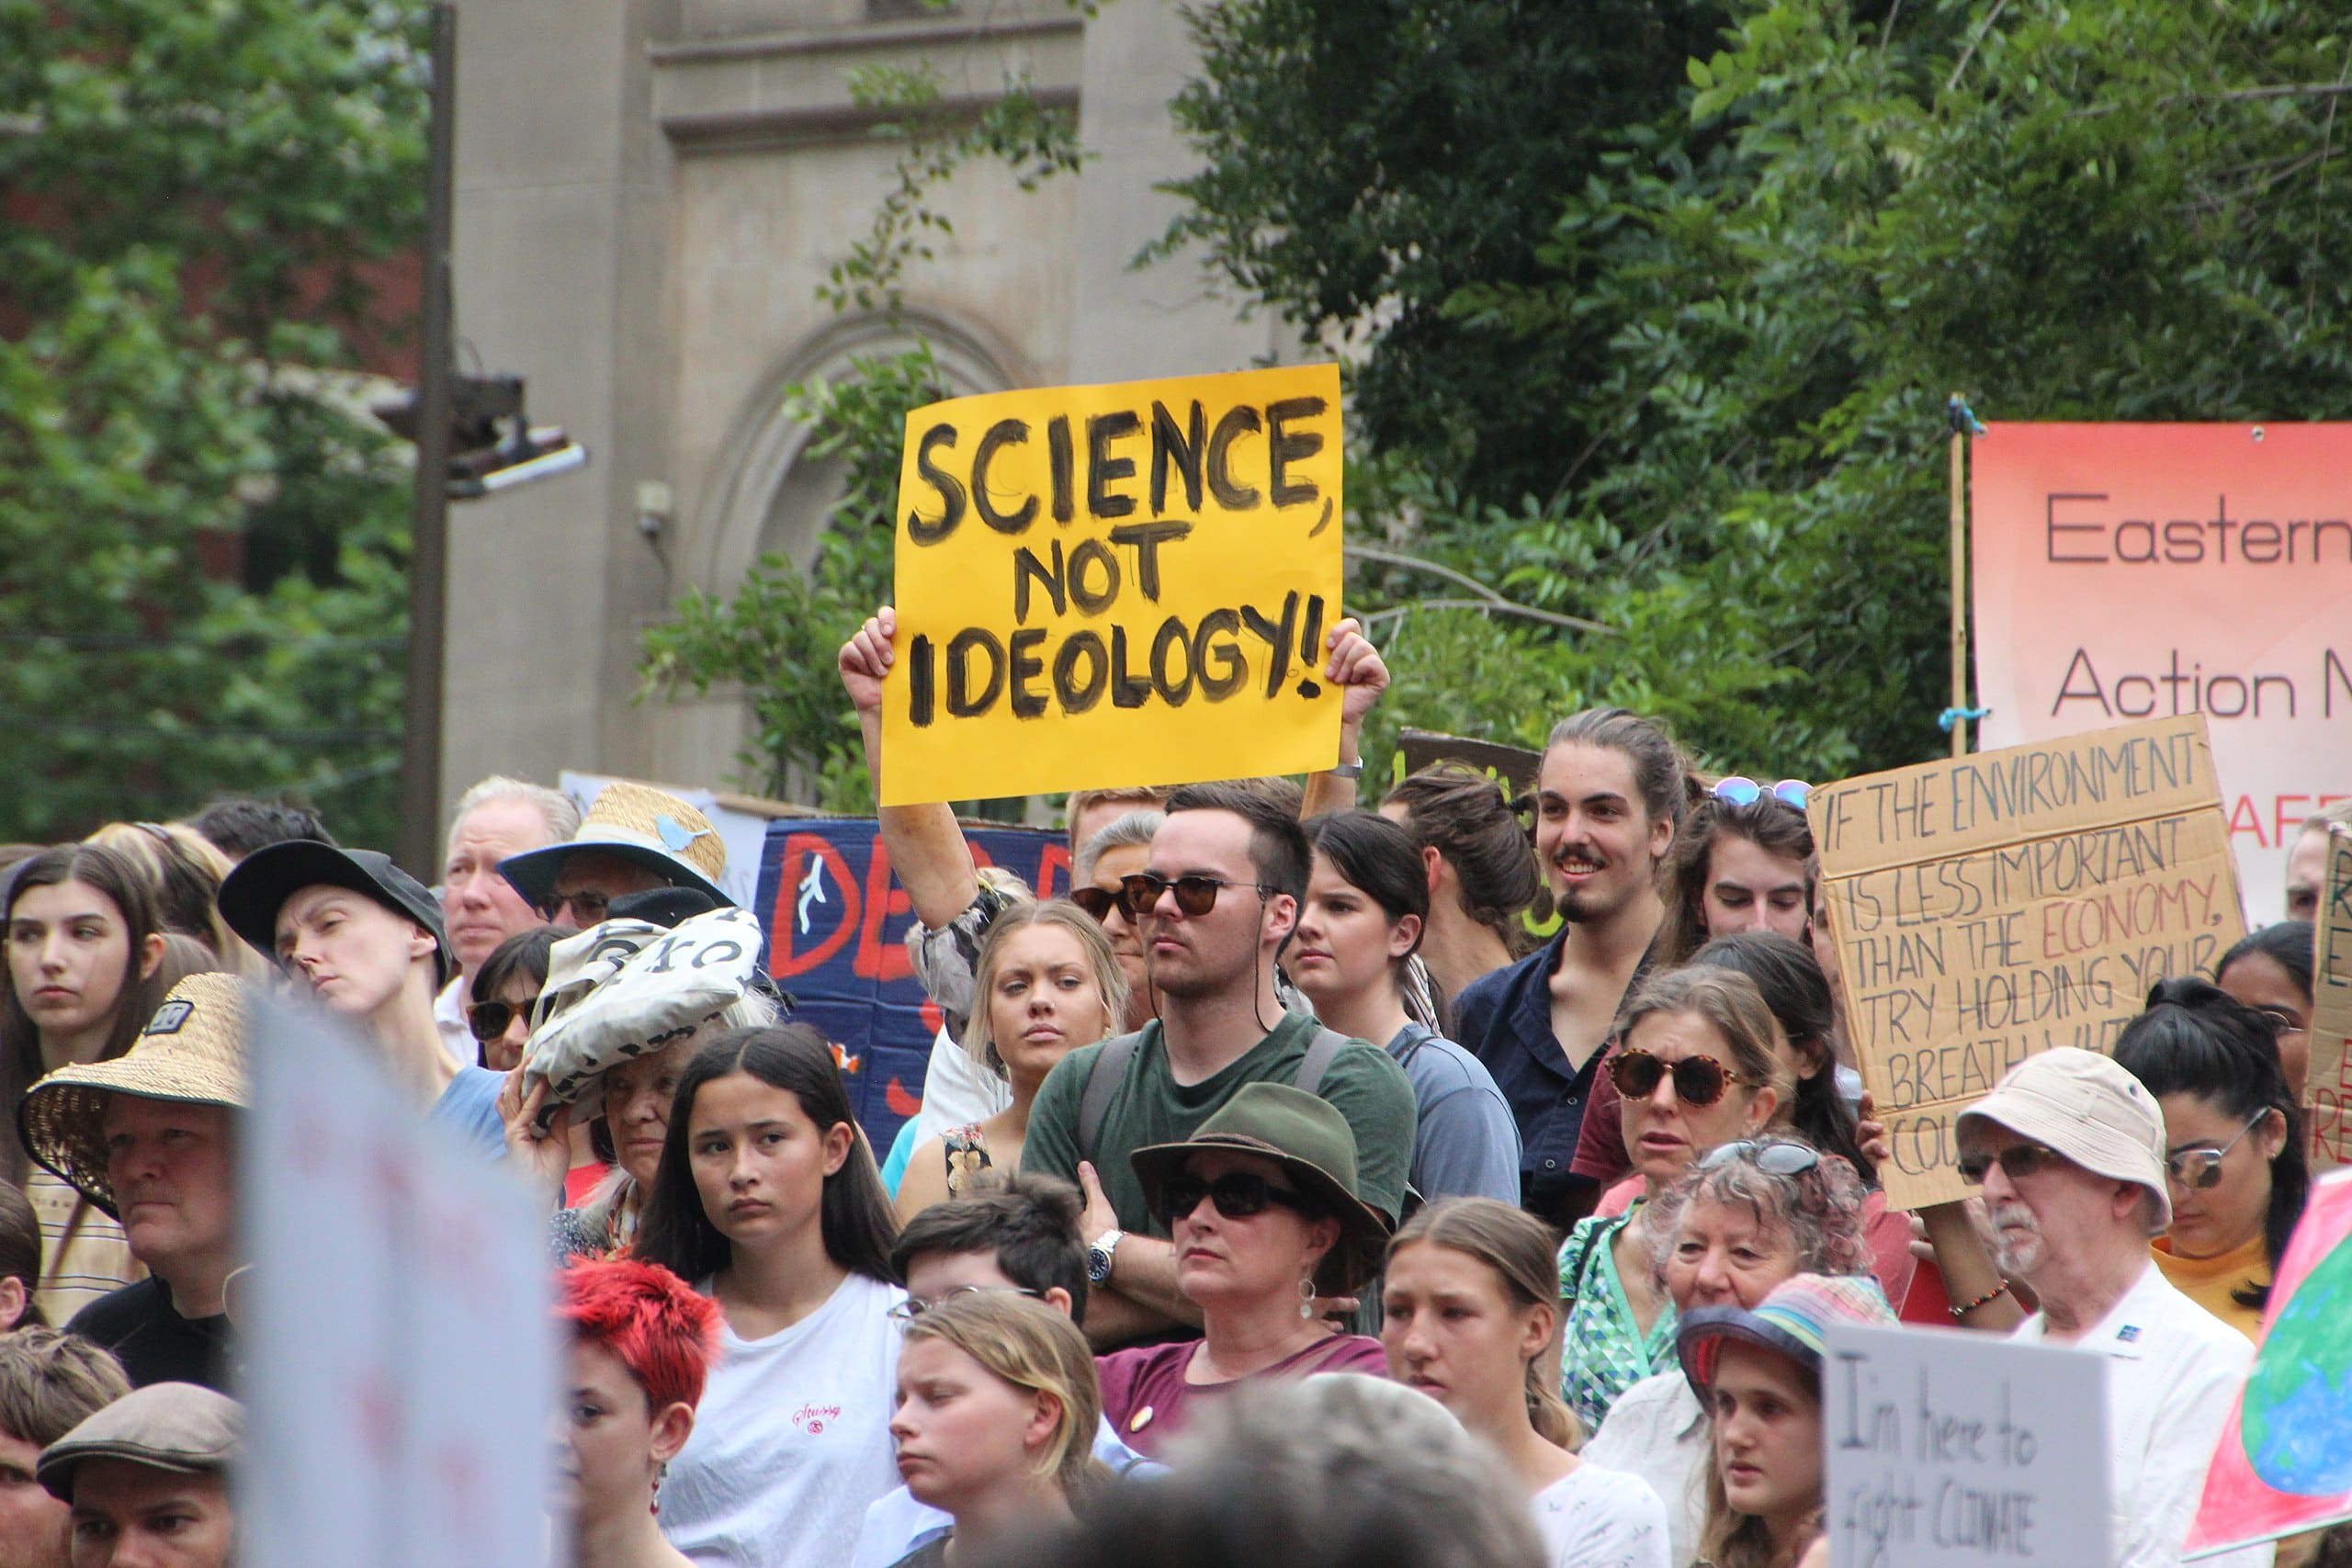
441,0,1281,831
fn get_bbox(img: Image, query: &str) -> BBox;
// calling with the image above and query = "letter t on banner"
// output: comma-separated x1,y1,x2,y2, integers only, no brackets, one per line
879,363,1345,805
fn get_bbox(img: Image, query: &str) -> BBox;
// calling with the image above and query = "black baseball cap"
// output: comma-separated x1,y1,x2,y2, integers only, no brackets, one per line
218,840,455,987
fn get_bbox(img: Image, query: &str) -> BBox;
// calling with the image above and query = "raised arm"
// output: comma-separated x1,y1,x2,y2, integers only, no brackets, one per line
1299,615,1390,818
839,605,981,929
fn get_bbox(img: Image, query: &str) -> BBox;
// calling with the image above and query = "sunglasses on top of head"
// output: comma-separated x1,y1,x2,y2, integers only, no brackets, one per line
1713,777,1813,812
1606,1047,1748,1108
1115,873,1273,919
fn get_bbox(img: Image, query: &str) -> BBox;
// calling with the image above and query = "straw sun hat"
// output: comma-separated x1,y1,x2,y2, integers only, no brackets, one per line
17,973,251,1219
496,782,731,909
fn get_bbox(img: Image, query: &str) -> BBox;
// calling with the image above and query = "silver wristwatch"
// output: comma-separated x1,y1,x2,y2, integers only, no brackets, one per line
1086,1227,1125,1286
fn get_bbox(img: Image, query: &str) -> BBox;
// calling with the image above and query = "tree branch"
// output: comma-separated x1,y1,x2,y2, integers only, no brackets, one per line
1360,597,1616,637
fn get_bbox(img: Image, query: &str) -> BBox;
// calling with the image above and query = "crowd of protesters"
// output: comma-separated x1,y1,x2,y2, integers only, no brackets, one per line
0,606,2341,1568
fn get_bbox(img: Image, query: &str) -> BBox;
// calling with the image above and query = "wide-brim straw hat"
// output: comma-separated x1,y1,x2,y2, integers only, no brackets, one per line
1955,1045,2171,1235
18,973,252,1219
497,782,730,910
1129,1081,1395,1294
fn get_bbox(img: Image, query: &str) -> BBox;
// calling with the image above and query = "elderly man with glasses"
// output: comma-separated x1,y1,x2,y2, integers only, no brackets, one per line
1955,1048,2271,1568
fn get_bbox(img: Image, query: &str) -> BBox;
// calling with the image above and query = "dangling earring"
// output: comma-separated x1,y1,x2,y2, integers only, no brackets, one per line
1298,1274,1317,1320
651,1460,669,1516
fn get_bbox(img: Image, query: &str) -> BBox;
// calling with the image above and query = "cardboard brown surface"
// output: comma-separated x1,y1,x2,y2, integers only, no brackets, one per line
1808,715,2246,1209
2308,827,2352,1170
1395,729,1543,800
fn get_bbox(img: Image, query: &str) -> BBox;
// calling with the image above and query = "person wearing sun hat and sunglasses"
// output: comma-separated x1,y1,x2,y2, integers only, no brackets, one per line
1018,784,1417,1351
1956,1045,2272,1568
496,781,733,932
17,973,252,1393
1555,966,1789,1435
218,839,507,1156
1091,1081,1394,1457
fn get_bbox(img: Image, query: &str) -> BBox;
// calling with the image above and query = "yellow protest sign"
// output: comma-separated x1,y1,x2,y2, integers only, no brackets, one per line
2308,827,2352,1169
1808,715,2246,1209
879,364,1344,805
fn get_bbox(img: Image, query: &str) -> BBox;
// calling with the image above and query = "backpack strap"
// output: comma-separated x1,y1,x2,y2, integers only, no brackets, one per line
1291,1026,1352,1097
1076,1032,1144,1167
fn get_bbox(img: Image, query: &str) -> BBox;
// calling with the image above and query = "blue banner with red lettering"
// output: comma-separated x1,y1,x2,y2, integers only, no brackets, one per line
752,818,1071,1151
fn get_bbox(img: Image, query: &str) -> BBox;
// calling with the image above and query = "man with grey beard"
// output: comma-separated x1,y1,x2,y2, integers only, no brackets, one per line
1955,1048,2269,1568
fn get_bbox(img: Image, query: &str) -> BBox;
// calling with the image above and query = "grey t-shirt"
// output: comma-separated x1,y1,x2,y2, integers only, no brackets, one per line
1385,1023,1522,1206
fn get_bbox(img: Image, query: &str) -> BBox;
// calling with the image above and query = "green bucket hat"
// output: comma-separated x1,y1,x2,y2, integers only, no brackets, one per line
1129,1081,1395,1293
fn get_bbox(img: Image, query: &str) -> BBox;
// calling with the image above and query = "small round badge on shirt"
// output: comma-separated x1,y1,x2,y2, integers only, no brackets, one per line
1129,1406,1154,1433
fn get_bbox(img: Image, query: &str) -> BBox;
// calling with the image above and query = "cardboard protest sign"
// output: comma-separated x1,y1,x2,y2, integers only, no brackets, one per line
1809,715,2245,1209
753,817,1069,1150
1824,1322,2110,1568
2185,1168,2352,1557
241,995,554,1568
881,364,1345,805
1973,423,2352,919
1395,728,1542,799
2311,828,2352,1169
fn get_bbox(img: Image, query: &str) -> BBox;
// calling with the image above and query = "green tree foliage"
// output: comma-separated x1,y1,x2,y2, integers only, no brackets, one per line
1164,0,2352,781
0,0,424,842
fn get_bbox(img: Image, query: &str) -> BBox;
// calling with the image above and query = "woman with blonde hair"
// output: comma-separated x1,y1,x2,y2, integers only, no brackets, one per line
1383,1198,1668,1568
1556,967,1789,1433
894,904,1127,1224
83,821,261,978
885,1290,1109,1566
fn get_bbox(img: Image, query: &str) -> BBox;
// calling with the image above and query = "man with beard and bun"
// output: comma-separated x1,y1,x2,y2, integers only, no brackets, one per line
1453,710,1687,1225
1956,1049,2270,1568
1022,784,1416,1349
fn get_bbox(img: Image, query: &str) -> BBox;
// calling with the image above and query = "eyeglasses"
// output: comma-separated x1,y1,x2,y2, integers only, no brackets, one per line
1956,1142,2069,1186
1607,1048,1747,1108
1713,778,1812,811
467,999,531,1043
2167,1111,2272,1190
886,1285,1043,1322
1069,886,1118,922
1116,874,1272,919
1159,1171,1310,1223
1697,1139,1821,1178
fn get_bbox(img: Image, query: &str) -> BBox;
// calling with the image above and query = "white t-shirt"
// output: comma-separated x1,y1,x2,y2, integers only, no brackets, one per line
2013,1261,2270,1568
1531,1462,1672,1568
845,1418,1159,1568
435,975,473,1065
660,1272,907,1568
1581,1370,1708,1568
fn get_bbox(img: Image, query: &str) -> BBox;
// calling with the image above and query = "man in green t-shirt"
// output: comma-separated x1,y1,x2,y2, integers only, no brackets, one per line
1023,782,1417,1348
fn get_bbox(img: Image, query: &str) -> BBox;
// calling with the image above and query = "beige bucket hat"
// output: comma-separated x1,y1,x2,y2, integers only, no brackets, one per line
17,973,251,1219
1955,1045,2171,1235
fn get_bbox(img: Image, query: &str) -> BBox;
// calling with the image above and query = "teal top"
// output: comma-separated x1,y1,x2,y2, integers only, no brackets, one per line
1558,1210,1679,1434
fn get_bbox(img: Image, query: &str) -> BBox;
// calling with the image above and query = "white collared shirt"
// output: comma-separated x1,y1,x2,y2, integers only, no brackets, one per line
2013,1261,2271,1568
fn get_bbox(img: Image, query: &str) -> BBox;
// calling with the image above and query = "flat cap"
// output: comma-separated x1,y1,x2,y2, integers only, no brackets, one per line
39,1382,243,1501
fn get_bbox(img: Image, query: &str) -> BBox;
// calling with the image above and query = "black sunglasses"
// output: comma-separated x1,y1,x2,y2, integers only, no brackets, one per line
1607,1047,1747,1108
467,998,529,1043
1069,886,1118,921
1956,1142,2068,1186
1116,873,1272,919
537,889,612,925
1160,1171,1310,1223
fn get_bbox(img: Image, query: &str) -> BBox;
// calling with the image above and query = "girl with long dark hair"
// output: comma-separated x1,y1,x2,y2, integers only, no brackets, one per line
632,1024,903,1568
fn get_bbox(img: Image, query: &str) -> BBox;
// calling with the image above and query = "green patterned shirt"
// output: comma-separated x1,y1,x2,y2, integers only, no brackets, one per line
1558,1211,1679,1434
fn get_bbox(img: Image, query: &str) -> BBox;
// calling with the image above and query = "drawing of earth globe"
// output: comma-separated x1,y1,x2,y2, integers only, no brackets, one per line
2241,1236,2352,1495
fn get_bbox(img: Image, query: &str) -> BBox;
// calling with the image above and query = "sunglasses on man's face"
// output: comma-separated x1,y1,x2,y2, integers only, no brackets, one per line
467,999,529,1043
538,889,612,925
1159,1171,1310,1223
1607,1047,1747,1108
1955,1142,2069,1187
1069,886,1118,922
1116,873,1270,920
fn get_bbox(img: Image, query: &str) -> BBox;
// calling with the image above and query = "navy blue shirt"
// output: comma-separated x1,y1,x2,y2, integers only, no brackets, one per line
1453,931,1605,1219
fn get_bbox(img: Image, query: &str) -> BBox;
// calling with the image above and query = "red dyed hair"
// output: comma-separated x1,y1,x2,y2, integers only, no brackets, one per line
557,1258,724,1412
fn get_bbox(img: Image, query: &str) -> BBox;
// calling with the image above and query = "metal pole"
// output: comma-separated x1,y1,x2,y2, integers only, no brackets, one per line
397,2,456,876
1948,420,1970,759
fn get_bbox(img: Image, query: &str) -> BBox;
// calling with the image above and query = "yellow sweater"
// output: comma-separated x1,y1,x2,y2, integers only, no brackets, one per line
2151,1234,2270,1342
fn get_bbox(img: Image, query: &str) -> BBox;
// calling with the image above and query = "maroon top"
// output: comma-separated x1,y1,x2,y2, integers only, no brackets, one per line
1095,1333,1390,1457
